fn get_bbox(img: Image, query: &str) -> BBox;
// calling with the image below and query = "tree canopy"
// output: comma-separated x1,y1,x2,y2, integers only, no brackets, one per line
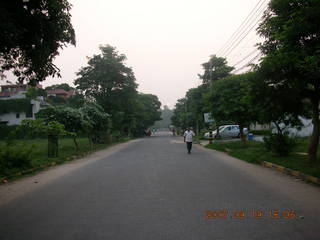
198,55,234,84
74,45,142,135
0,0,75,85
257,0,320,161
204,73,257,142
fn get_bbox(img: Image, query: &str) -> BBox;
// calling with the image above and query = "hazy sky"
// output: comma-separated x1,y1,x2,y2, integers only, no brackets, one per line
41,0,266,108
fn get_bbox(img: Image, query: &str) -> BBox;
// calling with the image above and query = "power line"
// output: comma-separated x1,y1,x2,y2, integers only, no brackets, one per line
232,48,260,67
216,0,265,56
233,52,262,73
221,0,268,57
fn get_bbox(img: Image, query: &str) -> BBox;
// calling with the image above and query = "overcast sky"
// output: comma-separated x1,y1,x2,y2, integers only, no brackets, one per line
41,0,266,108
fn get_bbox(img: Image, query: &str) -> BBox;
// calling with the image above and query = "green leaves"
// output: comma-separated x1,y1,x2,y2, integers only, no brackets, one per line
198,55,234,84
0,98,31,114
0,0,76,84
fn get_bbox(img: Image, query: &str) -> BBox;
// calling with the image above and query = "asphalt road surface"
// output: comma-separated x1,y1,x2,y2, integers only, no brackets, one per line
1,132,320,240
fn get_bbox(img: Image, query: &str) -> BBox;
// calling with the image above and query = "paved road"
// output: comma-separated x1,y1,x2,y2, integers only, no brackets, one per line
1,132,320,240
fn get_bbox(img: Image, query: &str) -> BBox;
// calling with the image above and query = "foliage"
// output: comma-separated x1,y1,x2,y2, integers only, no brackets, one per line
248,70,304,134
0,143,34,175
36,107,87,135
133,93,161,136
250,129,272,136
204,73,258,142
25,87,47,99
257,0,320,161
0,98,31,113
0,0,76,85
74,44,145,136
205,140,320,178
264,133,297,156
80,102,111,143
17,118,67,157
171,97,196,131
18,118,67,137
67,93,86,108
0,125,17,138
198,55,234,84
47,96,68,105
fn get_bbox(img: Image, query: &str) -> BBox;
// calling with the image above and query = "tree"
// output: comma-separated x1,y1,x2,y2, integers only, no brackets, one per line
80,102,111,145
171,98,196,132
0,0,76,85
185,85,208,135
248,70,304,134
198,55,234,85
18,119,67,157
36,107,87,151
257,0,320,161
74,45,138,135
133,93,161,136
205,73,257,143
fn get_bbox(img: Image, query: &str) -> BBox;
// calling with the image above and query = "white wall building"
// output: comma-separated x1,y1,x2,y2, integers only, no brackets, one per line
0,93,48,126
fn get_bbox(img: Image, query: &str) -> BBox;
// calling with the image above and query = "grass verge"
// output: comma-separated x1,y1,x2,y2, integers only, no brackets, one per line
0,137,131,180
205,139,320,178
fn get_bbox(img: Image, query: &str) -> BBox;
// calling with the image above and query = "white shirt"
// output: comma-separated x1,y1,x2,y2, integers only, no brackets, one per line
184,130,195,142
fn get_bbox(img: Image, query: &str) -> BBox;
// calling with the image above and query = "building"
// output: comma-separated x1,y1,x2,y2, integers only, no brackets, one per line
0,84,48,125
47,89,75,100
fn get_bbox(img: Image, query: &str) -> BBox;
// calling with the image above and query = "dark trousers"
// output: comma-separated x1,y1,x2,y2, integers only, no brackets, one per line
186,142,192,153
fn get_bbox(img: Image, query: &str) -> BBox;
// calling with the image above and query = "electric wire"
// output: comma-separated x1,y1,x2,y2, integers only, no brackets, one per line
222,0,268,57
216,0,265,56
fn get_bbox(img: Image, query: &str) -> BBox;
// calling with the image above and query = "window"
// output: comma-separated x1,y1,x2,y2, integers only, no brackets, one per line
16,113,20,118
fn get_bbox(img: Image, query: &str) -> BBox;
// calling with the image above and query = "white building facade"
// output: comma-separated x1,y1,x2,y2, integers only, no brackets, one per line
0,92,47,126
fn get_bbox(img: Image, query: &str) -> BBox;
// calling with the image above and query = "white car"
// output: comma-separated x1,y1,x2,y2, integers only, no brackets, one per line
203,125,248,139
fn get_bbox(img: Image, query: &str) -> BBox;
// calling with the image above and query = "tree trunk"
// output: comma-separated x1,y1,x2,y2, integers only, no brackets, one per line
239,123,247,144
88,133,93,150
196,118,199,136
48,135,58,158
215,124,221,139
308,102,320,162
73,137,79,151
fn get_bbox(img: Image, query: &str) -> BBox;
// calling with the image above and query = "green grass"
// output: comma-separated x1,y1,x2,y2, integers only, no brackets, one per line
205,139,320,178
0,137,130,179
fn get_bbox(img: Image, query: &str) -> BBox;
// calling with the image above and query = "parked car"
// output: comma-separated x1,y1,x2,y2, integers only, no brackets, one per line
203,125,248,139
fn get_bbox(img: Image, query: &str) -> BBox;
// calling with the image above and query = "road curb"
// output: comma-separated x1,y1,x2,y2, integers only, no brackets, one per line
262,161,320,184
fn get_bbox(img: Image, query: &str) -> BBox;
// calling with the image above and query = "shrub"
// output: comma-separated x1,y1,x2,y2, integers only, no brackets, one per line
250,129,271,136
0,143,34,176
0,125,18,138
263,133,296,156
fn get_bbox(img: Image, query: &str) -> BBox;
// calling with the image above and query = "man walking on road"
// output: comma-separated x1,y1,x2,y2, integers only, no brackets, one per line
184,127,195,154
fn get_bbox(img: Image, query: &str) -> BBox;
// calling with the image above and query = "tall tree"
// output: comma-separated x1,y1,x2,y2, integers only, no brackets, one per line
171,98,196,131
257,0,320,161
204,73,257,143
198,55,234,85
74,45,138,135
185,85,208,135
0,0,75,85
133,93,161,136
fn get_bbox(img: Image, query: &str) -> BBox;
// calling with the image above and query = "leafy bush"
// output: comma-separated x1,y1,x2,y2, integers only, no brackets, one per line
263,133,296,156
250,129,271,136
0,143,34,176
0,125,18,138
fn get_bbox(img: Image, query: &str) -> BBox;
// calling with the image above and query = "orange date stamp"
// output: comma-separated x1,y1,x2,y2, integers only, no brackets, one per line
205,209,297,220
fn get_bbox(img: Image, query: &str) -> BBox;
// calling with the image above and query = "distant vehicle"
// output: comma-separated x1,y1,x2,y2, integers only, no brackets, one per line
203,125,248,139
